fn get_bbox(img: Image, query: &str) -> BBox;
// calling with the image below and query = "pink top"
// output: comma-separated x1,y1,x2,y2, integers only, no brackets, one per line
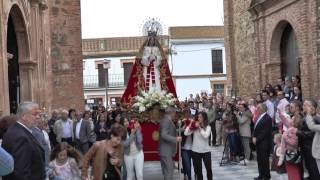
282,127,298,152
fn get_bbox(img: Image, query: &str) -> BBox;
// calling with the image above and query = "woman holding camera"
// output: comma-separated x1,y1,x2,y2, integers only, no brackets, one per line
236,102,252,161
223,103,239,162
185,111,212,180
123,118,144,180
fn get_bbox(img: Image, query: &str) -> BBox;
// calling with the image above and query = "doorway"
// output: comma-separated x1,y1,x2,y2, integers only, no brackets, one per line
7,15,20,114
280,24,300,79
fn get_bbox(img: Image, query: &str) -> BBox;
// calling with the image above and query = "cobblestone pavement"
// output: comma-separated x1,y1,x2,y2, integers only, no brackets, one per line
143,146,284,180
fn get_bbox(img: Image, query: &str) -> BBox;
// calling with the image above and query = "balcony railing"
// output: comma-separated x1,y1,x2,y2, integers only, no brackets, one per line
83,74,124,88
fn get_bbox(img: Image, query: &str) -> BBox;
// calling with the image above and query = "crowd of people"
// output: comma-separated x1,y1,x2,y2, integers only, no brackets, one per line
177,75,320,180
0,75,319,180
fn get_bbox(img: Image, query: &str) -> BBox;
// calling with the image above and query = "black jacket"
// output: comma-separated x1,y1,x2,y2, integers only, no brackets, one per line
2,122,45,180
253,113,272,151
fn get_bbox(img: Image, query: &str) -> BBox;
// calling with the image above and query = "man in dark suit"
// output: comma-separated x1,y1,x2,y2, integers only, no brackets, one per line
74,111,95,154
252,103,272,180
2,101,45,180
159,107,181,180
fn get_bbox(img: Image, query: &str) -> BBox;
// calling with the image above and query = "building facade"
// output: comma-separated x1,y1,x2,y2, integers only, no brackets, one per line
224,0,320,99
169,26,227,100
0,0,83,116
82,36,169,107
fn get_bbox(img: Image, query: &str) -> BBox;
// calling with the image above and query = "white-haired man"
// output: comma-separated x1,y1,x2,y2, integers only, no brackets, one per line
54,109,74,145
2,101,45,180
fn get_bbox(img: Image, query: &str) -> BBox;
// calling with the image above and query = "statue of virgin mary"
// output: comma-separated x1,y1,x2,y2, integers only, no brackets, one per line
121,31,177,107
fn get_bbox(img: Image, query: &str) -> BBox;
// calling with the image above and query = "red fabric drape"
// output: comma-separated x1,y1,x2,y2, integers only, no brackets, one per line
121,58,177,107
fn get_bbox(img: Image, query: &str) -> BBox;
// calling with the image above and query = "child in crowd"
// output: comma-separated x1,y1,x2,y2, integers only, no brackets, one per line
271,133,287,180
48,142,82,180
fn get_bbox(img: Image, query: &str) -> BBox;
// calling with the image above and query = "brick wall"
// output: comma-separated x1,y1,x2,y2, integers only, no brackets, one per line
49,0,84,110
224,0,320,99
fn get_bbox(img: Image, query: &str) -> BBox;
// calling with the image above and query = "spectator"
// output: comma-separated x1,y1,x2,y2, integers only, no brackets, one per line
54,109,74,146
292,86,302,102
236,102,252,161
298,100,320,179
262,90,275,120
275,91,290,131
74,111,95,154
69,109,77,122
185,112,212,180
206,100,216,145
0,115,17,140
305,100,320,173
2,101,46,180
0,146,14,176
223,103,238,162
215,99,225,146
252,103,272,180
188,94,195,102
123,119,144,180
181,109,194,180
278,101,303,180
292,75,301,88
94,112,111,141
82,125,126,180
48,109,59,148
283,76,294,101
271,133,286,180
48,142,82,180
32,116,51,166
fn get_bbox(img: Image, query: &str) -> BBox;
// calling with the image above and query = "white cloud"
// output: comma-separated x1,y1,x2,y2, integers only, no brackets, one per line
81,0,224,38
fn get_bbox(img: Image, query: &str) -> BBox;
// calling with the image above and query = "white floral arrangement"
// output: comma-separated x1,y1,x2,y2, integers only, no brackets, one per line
133,89,177,112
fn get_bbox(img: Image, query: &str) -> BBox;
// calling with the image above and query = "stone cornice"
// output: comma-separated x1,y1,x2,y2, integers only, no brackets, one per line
29,0,48,10
249,0,298,19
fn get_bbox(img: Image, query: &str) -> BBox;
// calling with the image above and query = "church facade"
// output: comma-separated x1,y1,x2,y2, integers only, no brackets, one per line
0,0,83,115
224,0,320,99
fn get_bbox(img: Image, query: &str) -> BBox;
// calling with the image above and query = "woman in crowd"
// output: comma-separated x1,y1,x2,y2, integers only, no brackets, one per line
278,101,303,180
48,142,82,180
298,100,320,179
292,87,302,102
82,125,126,180
236,102,252,161
185,111,212,180
304,100,320,173
123,118,144,180
223,103,239,162
69,109,77,122
94,112,111,141
181,109,194,180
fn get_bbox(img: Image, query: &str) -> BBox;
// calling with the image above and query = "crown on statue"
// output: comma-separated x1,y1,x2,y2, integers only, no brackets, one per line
142,18,163,37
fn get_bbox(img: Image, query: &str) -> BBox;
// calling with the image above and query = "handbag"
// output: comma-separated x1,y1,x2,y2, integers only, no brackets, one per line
285,150,301,164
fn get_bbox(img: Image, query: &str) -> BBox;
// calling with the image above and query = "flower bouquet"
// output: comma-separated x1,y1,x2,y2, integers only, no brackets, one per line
125,89,178,123
133,89,177,113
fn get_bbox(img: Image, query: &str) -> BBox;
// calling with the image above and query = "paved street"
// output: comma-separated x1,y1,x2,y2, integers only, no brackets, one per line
144,146,281,180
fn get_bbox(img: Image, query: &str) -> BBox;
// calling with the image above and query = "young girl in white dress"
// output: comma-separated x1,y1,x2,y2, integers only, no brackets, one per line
48,142,82,180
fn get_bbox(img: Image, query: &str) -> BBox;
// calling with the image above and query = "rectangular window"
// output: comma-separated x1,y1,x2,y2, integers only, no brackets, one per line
213,84,225,95
212,49,223,73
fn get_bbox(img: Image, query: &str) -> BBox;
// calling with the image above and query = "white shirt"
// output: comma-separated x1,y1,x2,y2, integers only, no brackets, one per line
264,100,274,119
75,119,83,139
17,121,32,133
185,126,212,153
62,120,72,138
254,112,267,130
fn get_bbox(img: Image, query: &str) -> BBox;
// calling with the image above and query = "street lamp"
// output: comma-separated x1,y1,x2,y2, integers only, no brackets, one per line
103,60,110,107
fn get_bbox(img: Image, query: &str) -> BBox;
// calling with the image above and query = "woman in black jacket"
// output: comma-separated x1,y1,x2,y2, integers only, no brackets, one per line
94,112,112,141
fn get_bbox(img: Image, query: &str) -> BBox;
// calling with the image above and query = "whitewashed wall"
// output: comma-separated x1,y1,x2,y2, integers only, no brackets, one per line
169,39,226,100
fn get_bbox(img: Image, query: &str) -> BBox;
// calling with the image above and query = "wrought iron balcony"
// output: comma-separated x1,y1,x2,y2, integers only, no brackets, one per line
83,74,124,88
